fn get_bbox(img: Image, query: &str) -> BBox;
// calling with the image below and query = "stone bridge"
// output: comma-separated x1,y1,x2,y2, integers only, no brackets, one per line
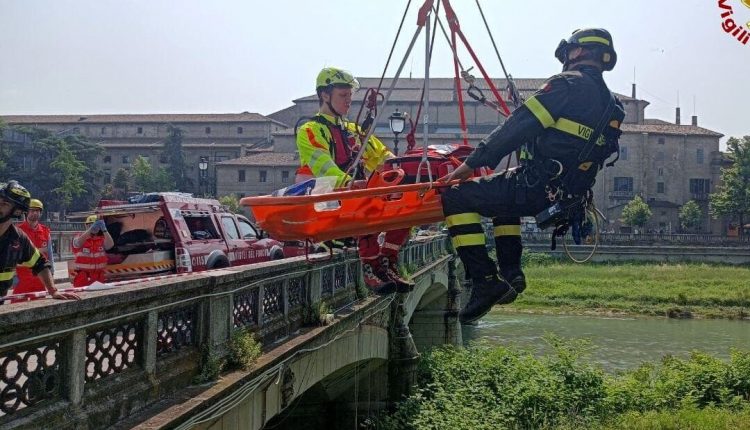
0,235,462,429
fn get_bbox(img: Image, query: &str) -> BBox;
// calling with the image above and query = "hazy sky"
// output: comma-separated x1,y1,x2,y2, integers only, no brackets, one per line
2,0,748,146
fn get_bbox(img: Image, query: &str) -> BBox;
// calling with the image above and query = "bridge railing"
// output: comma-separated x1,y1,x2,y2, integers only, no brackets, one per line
0,234,449,429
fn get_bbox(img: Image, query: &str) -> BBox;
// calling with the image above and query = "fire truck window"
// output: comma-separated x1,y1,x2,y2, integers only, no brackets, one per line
187,216,217,240
221,217,240,240
153,217,172,239
238,219,257,240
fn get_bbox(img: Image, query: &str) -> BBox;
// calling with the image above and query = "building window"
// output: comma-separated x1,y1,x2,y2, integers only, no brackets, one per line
613,177,633,192
657,182,665,193
137,127,143,134
259,170,267,183
656,152,665,162
103,155,111,164
103,169,111,183
281,170,290,183
697,148,704,164
619,146,628,161
689,178,710,194
238,169,246,182
122,155,130,164
658,137,665,145
205,126,211,134
661,211,667,216
159,154,167,163
237,126,243,134
100,127,106,135
657,167,664,177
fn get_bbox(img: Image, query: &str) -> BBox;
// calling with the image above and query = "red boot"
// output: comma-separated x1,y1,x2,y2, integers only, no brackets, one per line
380,255,414,293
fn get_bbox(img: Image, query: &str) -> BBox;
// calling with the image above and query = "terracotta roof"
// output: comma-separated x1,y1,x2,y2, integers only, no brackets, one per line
621,121,723,137
217,153,300,167
1,112,285,125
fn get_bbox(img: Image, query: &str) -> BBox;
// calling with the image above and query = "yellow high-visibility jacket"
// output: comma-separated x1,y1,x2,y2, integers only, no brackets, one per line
296,112,392,187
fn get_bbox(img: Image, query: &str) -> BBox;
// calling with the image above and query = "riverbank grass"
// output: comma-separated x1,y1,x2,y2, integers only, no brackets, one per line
506,262,750,319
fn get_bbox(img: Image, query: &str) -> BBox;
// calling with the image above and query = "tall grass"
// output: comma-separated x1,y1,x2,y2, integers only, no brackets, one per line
509,261,750,319
378,339,750,430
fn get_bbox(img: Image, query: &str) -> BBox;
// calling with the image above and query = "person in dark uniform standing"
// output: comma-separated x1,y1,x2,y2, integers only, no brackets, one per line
0,181,80,303
440,28,626,323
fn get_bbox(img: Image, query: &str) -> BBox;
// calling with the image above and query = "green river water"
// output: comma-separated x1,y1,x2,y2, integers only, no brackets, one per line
463,310,750,372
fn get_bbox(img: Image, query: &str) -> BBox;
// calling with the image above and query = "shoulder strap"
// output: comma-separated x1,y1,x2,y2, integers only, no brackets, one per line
578,90,616,162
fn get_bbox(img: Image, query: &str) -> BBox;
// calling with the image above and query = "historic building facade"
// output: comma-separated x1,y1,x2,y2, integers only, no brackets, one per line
3,77,727,233
1,113,288,195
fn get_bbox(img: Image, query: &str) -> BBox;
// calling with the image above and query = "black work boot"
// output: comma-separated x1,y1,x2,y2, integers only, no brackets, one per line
362,260,399,296
501,267,527,295
380,256,415,293
459,275,517,324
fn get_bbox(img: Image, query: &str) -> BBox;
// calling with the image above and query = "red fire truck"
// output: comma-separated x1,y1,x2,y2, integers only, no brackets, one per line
68,193,297,282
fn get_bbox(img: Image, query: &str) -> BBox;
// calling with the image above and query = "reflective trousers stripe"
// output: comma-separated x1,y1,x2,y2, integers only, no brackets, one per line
451,233,486,248
446,213,482,227
494,225,521,237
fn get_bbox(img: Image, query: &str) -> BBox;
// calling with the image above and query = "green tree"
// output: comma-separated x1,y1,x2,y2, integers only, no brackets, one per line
679,200,703,232
161,125,191,191
219,194,240,213
621,195,652,230
710,136,750,237
50,141,86,217
132,156,154,191
1,127,103,213
131,156,175,192
110,168,131,199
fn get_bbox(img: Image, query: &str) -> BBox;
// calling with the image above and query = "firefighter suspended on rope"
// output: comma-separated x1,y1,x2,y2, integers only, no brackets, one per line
439,28,626,324
295,67,415,295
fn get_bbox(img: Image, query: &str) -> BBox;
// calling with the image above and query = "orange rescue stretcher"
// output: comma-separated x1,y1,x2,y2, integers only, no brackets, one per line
240,171,457,242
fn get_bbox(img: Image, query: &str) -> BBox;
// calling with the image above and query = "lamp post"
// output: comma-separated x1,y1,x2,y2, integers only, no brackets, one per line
198,156,208,196
388,109,407,156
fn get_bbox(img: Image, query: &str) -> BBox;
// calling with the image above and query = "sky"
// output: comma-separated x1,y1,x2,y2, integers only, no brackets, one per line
1,0,749,147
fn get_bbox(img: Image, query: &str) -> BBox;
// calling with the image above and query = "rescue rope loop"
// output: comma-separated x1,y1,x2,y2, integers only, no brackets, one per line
562,201,602,263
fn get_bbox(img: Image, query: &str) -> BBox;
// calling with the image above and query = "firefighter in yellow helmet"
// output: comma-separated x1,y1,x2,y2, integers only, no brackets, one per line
13,198,58,302
295,67,413,295
0,181,79,302
440,28,625,323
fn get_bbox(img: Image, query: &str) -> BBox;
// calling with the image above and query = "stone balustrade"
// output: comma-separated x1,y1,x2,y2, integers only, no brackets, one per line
0,235,449,430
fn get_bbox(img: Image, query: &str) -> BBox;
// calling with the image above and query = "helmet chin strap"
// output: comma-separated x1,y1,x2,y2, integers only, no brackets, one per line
326,100,343,118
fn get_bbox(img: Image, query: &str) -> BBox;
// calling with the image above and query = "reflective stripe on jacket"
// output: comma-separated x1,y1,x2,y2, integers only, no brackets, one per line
73,235,108,271
296,112,392,187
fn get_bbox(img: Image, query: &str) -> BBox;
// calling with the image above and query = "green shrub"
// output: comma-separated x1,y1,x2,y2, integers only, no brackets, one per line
521,250,555,267
227,328,262,370
378,338,750,430
192,347,224,384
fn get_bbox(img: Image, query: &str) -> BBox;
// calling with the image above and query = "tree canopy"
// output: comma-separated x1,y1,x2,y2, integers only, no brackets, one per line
131,156,175,193
679,200,703,231
710,136,750,236
161,125,191,191
1,127,103,214
621,195,652,228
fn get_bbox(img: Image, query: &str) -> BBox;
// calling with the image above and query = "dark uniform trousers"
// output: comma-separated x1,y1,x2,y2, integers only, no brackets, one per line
441,65,624,286
442,167,550,282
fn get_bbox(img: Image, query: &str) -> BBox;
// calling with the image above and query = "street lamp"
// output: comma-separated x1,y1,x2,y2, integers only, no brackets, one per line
388,109,407,156
198,156,208,196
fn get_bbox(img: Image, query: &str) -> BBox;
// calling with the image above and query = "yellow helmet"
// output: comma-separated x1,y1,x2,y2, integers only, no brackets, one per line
315,67,359,92
85,214,98,224
29,199,43,210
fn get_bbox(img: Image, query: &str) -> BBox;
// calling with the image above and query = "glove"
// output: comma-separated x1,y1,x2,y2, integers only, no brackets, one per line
95,220,108,232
